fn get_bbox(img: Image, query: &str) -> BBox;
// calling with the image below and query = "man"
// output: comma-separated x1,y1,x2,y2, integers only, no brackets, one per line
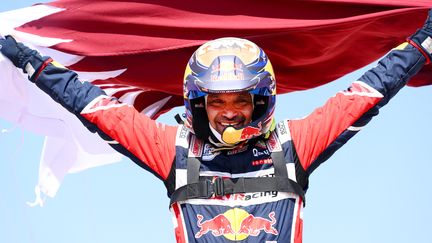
0,10,431,243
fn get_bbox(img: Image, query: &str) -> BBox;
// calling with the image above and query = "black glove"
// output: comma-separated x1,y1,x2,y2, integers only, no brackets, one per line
0,35,49,80
408,9,432,64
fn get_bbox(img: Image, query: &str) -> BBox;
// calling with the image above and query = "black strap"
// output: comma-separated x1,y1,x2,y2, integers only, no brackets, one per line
187,157,201,184
272,151,289,178
174,114,185,125
170,176,305,205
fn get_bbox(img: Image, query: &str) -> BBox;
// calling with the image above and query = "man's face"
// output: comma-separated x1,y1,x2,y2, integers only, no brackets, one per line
206,91,253,135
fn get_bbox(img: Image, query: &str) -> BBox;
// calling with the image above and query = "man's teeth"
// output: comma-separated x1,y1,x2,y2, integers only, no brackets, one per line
221,122,238,126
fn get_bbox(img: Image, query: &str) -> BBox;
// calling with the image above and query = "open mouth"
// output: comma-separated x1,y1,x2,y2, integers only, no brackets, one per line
219,122,243,130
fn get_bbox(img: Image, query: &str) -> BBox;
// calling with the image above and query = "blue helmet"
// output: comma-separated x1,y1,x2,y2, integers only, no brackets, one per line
183,37,276,145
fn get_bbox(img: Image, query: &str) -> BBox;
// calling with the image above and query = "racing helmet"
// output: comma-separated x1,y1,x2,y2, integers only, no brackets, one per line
183,37,276,146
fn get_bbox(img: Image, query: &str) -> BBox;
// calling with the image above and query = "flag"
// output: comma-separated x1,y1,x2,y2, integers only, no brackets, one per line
0,0,431,205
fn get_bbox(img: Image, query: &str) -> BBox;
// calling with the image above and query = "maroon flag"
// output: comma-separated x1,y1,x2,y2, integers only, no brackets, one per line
16,0,432,115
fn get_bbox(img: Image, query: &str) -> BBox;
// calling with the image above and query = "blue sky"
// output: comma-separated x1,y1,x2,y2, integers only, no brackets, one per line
0,1,431,243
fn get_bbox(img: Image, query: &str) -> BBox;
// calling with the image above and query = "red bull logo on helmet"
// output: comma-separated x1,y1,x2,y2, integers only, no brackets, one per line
196,38,260,67
222,122,263,144
195,208,278,241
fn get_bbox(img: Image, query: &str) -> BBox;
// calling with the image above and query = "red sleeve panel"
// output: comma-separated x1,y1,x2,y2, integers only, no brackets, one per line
288,43,426,174
289,81,382,173
80,95,178,180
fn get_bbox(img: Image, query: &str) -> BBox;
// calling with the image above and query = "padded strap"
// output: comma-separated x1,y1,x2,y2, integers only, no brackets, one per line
170,176,305,206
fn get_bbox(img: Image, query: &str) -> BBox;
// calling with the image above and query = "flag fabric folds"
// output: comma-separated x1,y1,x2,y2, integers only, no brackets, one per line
0,0,431,205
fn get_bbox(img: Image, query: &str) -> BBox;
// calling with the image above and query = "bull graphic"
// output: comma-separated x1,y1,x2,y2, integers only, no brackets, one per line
195,214,235,238
238,211,279,236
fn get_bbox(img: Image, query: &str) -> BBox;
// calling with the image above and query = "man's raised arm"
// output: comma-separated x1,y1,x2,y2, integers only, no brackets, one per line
0,36,177,181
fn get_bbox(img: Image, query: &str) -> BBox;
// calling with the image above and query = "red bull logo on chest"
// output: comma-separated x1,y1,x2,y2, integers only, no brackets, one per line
195,208,278,241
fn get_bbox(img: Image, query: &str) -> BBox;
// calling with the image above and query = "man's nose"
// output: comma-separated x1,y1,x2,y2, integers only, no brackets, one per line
221,107,239,120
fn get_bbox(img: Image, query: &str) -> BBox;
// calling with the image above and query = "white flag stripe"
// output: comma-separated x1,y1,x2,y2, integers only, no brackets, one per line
13,31,73,48
0,57,124,206
97,84,133,89
0,3,129,205
141,95,172,117
38,46,85,66
0,5,70,46
76,68,127,82
103,86,137,97
118,90,144,105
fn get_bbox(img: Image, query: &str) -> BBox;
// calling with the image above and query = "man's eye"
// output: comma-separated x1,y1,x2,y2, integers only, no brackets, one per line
209,100,223,105
237,99,250,105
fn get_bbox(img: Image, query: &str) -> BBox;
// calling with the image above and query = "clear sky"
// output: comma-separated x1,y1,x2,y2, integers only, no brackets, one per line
0,1,431,243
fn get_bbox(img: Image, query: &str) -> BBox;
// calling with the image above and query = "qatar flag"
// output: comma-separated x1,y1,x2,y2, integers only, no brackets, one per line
0,0,431,205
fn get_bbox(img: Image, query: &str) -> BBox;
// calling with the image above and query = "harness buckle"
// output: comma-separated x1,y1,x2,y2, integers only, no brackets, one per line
208,177,224,197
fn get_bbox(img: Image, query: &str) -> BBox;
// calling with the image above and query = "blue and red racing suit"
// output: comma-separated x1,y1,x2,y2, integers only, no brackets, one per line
23,42,426,242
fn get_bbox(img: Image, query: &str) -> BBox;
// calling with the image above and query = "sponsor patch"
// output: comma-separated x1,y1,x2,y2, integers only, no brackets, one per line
252,158,273,166
202,143,221,161
422,36,432,54
252,148,270,157
227,144,248,155
189,136,203,157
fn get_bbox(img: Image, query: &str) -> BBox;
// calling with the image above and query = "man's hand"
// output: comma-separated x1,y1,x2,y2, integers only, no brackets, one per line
0,35,49,80
408,9,432,64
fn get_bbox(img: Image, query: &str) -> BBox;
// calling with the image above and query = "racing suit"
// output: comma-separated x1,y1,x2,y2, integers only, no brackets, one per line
2,39,427,242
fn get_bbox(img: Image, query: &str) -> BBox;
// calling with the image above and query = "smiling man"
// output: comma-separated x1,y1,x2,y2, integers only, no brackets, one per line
206,92,254,134
1,10,432,243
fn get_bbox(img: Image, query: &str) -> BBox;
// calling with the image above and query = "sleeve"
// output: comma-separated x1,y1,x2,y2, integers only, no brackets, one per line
32,60,177,181
288,42,427,175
